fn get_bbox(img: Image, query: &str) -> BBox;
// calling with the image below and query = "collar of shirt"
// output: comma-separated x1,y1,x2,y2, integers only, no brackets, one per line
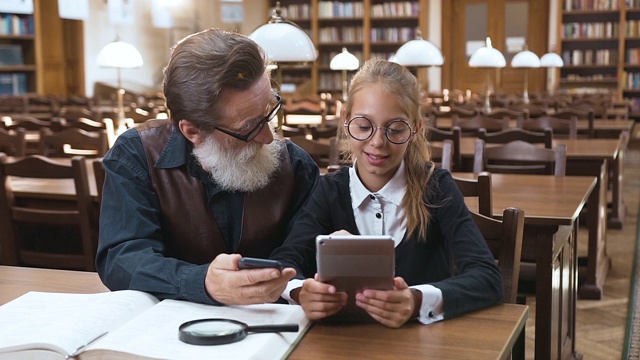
349,159,407,210
349,159,408,245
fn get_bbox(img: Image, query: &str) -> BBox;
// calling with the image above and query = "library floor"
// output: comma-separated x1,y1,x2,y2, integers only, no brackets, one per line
523,137,640,359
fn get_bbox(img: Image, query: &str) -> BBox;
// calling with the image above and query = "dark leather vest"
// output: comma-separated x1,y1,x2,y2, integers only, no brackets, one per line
136,120,294,264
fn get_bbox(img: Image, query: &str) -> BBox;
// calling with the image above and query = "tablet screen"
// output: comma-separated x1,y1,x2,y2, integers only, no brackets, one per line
315,235,395,322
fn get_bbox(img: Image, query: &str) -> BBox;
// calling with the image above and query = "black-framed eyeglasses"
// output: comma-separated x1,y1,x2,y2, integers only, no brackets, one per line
214,94,283,142
344,116,415,144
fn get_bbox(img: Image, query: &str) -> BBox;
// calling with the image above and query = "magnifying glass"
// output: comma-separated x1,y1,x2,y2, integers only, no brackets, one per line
178,318,299,345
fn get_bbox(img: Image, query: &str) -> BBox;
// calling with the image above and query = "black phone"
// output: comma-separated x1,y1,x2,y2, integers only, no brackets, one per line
238,257,283,271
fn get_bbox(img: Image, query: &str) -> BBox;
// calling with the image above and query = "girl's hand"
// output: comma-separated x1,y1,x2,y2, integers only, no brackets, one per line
355,277,419,328
298,274,348,320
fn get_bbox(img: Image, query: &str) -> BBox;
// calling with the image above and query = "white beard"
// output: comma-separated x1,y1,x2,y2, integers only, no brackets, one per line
192,130,283,192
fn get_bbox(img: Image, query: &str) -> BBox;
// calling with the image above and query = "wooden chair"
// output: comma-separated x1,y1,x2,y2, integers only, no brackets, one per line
310,125,337,140
473,139,567,176
429,126,462,171
482,108,528,122
2,116,51,131
0,128,26,156
553,108,594,138
470,206,525,360
430,139,453,172
478,127,553,148
327,136,352,173
452,171,493,217
280,125,306,137
38,128,109,158
452,114,510,136
0,154,97,271
289,135,331,169
92,158,106,206
517,115,577,139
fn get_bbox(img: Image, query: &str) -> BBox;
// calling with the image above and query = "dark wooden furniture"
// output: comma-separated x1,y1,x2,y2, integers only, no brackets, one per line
430,139,453,172
452,171,493,217
38,128,109,158
0,128,27,156
452,114,510,136
429,126,462,171
455,172,597,360
473,139,567,176
0,155,97,271
478,127,553,148
0,265,529,360
518,115,578,139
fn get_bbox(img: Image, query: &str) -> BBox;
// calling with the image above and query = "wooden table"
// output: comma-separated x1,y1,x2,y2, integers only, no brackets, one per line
0,265,528,360
454,172,596,360
432,117,635,139
450,137,621,300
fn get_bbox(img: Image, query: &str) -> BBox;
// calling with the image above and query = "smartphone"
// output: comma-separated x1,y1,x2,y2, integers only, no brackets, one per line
238,257,283,271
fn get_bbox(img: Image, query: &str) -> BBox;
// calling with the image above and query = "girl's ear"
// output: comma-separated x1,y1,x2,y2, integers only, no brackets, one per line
410,118,423,142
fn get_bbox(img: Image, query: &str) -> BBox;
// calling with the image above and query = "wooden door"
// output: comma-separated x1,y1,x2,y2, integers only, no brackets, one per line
442,0,549,97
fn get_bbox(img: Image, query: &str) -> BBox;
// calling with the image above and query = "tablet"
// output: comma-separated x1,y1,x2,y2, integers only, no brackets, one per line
315,234,395,322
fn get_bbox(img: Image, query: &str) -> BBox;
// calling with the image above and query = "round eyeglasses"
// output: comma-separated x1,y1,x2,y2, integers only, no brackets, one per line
344,116,415,145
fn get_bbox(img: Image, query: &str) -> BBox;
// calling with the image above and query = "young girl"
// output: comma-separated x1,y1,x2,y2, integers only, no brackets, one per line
271,59,502,328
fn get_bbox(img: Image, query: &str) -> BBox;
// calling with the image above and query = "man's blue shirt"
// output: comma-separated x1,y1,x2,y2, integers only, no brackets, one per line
96,126,319,304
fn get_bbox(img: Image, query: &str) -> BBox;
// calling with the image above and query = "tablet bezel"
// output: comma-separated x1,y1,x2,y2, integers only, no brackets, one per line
315,234,395,322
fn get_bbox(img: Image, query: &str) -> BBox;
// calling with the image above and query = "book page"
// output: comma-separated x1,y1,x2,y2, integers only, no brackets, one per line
83,300,310,360
0,291,158,357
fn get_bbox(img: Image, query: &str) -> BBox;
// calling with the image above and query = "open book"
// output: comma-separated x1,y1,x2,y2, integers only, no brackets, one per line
0,290,310,360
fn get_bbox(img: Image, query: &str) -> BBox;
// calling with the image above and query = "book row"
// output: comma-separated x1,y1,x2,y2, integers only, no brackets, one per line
564,0,618,10
318,1,364,19
562,22,619,39
0,13,33,36
370,2,419,18
562,49,618,65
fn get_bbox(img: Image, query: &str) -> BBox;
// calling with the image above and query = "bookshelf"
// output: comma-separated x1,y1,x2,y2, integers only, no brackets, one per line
558,0,640,117
0,12,35,95
266,0,428,97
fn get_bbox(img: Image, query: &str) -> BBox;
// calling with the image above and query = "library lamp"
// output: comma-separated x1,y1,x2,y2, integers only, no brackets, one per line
96,39,143,134
394,30,444,93
540,52,564,95
330,48,360,101
249,2,317,135
468,37,506,113
511,48,540,104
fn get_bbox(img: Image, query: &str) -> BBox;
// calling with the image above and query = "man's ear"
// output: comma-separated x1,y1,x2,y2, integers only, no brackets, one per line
178,119,203,145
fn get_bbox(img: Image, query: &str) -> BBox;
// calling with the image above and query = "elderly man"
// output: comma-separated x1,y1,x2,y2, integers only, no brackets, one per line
96,28,319,305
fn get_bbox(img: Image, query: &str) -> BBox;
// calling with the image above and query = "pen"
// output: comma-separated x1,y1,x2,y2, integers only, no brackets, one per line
66,331,108,359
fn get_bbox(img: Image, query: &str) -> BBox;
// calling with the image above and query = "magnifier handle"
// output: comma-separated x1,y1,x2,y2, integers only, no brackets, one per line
246,324,299,333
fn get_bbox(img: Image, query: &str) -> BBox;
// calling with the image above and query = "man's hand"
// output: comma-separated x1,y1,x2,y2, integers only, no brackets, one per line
204,254,296,305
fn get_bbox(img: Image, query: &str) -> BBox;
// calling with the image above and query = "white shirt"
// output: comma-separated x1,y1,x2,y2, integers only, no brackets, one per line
283,160,444,324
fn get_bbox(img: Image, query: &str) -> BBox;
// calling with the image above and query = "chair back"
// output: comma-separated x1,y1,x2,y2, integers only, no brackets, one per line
452,172,493,217
0,154,97,271
280,125,306,137
470,207,525,304
93,158,106,207
473,139,567,176
0,128,26,156
483,108,528,122
518,115,577,139
430,139,453,172
3,116,51,131
310,126,337,140
553,108,594,138
452,114,509,136
429,126,461,171
38,128,109,157
289,135,331,169
478,127,553,148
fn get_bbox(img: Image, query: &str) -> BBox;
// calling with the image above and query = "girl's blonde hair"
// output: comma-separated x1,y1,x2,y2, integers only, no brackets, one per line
338,58,435,240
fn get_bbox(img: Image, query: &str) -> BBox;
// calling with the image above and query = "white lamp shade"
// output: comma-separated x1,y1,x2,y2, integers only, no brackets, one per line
330,48,359,70
249,23,317,63
511,50,541,68
468,38,506,68
395,38,444,66
97,40,143,68
540,52,564,67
